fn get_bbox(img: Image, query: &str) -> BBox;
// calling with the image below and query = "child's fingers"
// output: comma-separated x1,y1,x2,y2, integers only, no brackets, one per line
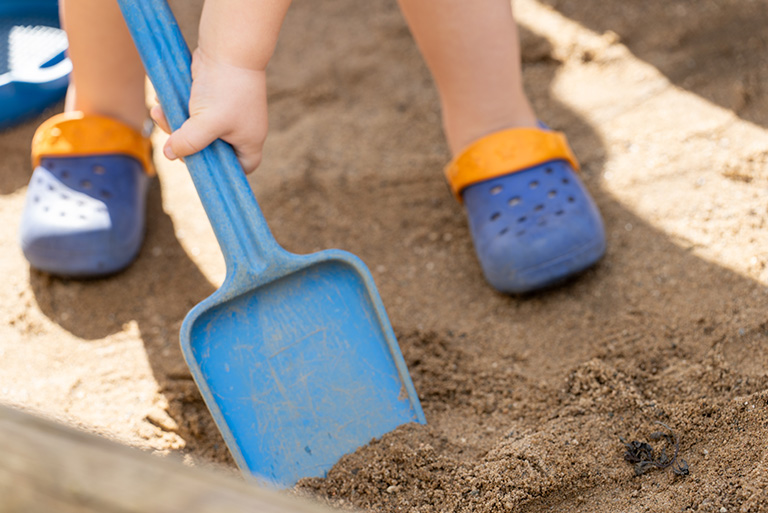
233,145,262,174
150,104,171,134
164,117,218,161
163,116,264,173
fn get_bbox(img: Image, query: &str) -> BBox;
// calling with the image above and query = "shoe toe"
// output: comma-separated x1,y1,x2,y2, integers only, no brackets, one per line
19,155,149,277
463,160,605,294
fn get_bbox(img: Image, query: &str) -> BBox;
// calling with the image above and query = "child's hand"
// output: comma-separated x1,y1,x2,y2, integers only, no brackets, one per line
151,48,268,174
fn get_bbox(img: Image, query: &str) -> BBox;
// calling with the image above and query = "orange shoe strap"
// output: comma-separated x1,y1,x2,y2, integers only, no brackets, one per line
31,112,155,176
444,128,579,202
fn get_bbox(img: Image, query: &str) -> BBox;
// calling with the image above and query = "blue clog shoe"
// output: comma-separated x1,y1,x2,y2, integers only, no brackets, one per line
445,127,605,294
19,112,154,277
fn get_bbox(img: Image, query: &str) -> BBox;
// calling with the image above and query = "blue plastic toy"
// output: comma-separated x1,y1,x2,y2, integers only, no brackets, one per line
0,0,70,130
117,0,425,488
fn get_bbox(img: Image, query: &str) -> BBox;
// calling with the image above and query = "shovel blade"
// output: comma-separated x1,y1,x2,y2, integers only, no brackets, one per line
182,255,423,487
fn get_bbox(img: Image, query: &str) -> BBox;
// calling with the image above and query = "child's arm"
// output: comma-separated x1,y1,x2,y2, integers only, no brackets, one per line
151,0,292,173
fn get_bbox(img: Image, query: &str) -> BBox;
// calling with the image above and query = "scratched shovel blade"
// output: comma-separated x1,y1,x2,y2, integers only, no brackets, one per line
186,255,423,485
118,0,425,488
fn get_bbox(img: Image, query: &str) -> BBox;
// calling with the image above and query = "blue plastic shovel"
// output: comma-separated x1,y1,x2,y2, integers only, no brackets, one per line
117,0,425,488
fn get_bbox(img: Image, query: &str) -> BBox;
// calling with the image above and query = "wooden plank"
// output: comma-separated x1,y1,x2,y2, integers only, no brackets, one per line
0,404,344,513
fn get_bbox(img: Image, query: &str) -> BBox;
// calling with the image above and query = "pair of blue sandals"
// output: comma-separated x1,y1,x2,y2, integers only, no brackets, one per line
6,0,604,294
9,0,603,294
19,111,605,294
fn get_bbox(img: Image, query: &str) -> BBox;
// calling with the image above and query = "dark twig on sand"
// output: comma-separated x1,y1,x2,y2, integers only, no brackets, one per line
620,422,689,476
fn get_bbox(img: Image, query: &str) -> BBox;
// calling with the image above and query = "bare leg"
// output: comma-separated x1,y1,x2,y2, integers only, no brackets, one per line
60,0,147,131
396,0,537,155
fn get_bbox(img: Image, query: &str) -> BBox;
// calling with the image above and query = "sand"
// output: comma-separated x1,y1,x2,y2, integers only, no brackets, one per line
2,0,768,511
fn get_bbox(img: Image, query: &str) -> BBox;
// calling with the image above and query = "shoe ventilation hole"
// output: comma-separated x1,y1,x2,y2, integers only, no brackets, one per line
545,167,553,174
562,178,570,185
47,184,54,191
518,216,527,223
77,200,84,206
548,190,557,198
499,227,509,236
43,206,49,212
61,170,69,179
534,204,544,212
93,165,106,175
100,190,112,199
81,180,92,189
490,185,502,195
508,197,521,207
555,210,564,216
36,177,43,184
46,161,55,169
538,219,547,226
60,193,69,201
491,212,501,221
568,196,575,203
33,196,39,203
60,211,66,217
529,181,539,189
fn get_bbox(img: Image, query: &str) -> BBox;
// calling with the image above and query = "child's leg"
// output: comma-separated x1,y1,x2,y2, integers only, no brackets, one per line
397,0,605,294
396,0,537,155
61,0,147,131
19,0,153,277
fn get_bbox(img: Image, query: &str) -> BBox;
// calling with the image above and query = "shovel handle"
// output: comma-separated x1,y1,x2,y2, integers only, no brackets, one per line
117,0,284,278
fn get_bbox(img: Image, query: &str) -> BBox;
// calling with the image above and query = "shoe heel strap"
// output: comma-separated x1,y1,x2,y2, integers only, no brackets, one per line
444,127,579,202
31,112,155,176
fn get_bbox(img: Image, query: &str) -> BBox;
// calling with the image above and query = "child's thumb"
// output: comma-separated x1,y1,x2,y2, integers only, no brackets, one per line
164,117,217,161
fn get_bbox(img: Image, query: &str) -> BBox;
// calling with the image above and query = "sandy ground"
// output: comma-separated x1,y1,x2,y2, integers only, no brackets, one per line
2,0,768,511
